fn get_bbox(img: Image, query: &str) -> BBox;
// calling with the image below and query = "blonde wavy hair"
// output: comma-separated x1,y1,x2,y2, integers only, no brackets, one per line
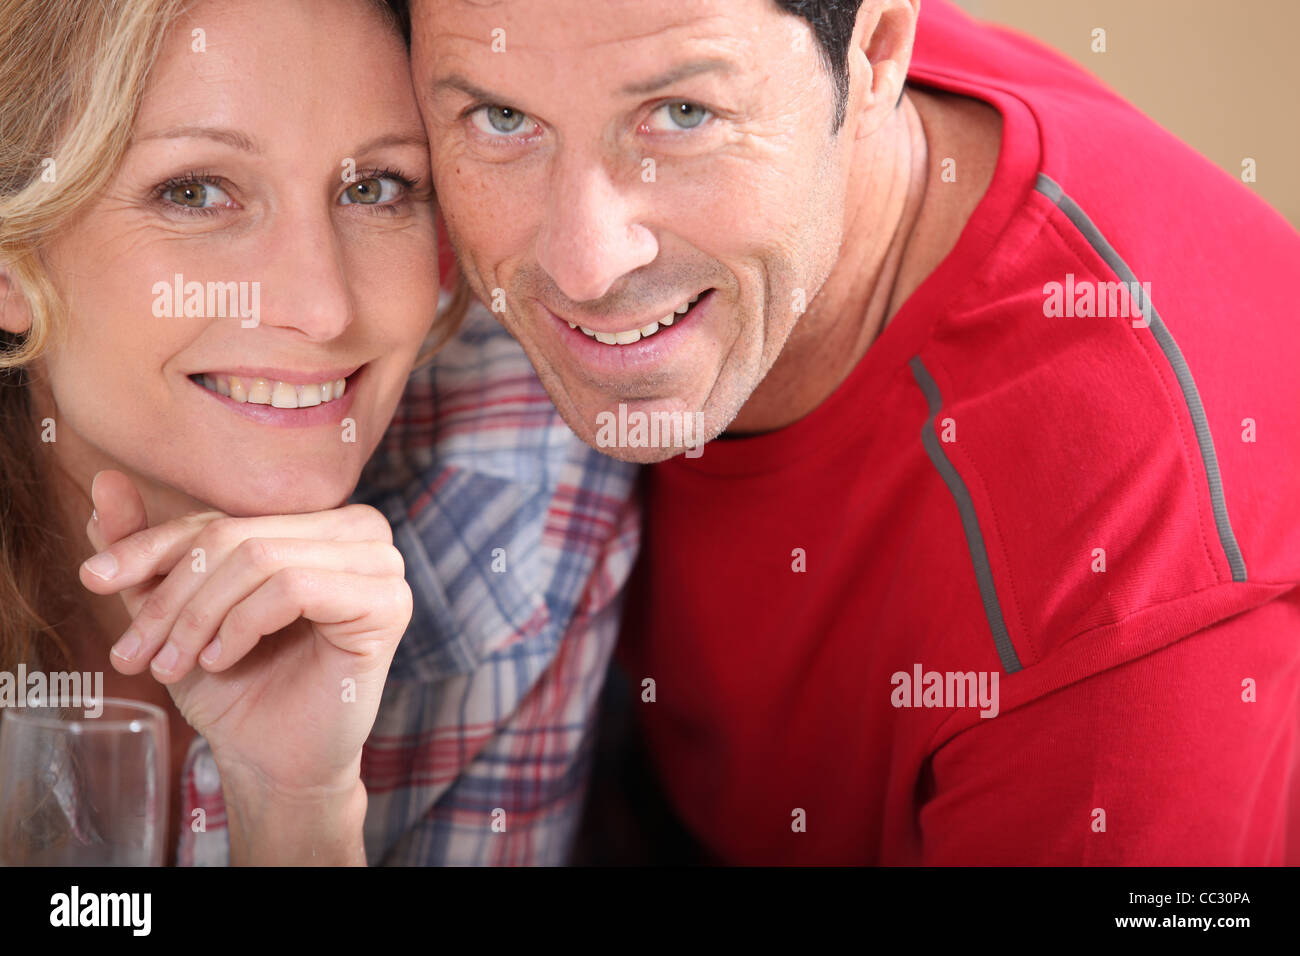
0,0,465,672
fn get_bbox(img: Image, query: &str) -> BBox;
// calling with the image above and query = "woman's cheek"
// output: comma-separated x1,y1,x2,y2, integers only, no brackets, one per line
357,245,441,350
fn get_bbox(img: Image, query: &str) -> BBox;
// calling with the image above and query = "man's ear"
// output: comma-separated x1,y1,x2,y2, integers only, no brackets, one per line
0,266,33,336
849,0,920,139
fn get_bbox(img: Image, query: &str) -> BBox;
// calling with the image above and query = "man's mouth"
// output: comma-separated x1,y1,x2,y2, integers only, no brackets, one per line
187,367,360,409
562,290,712,346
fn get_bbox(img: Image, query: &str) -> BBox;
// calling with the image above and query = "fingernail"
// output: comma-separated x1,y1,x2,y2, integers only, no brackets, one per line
111,630,142,662
91,508,98,524
83,552,117,581
199,638,221,666
152,643,178,674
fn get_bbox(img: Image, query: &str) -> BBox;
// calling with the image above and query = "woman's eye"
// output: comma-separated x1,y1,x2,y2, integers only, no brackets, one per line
162,180,233,209
340,176,404,205
470,105,530,137
647,101,710,132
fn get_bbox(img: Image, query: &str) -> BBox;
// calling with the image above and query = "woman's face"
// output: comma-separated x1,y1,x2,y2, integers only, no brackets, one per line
37,0,438,517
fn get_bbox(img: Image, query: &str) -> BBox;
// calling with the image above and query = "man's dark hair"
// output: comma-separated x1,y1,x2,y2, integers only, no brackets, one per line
775,1,904,131
384,0,411,43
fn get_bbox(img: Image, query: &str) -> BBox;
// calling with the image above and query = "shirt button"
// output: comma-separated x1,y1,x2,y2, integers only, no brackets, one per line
193,750,221,796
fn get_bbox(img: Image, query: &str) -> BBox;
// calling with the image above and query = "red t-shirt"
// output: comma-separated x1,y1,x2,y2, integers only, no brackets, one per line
616,0,1300,864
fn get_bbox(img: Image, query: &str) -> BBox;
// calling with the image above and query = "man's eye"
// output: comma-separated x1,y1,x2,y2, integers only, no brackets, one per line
647,101,710,132
162,180,233,209
470,105,530,137
340,176,404,205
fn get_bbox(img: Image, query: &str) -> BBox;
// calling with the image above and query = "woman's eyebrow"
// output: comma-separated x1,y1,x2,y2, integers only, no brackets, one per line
134,125,262,153
130,127,427,156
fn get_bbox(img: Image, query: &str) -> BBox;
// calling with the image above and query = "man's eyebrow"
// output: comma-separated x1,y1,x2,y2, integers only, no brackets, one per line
429,73,501,103
352,131,430,154
428,58,737,105
620,58,737,96
134,125,262,153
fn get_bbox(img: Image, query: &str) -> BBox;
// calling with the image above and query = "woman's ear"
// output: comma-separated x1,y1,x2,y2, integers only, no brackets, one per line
0,267,33,335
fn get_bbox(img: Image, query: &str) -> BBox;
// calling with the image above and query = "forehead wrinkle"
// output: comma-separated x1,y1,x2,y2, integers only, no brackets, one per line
561,15,738,50
427,30,755,107
426,32,758,122
426,11,742,56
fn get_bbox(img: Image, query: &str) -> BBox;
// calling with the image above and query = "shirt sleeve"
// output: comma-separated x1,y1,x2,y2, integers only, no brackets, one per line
917,589,1300,865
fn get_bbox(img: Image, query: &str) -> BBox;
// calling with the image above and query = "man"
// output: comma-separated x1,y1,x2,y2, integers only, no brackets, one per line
410,0,1300,864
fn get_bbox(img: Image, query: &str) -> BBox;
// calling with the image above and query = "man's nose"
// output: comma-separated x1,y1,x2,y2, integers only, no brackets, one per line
534,155,658,303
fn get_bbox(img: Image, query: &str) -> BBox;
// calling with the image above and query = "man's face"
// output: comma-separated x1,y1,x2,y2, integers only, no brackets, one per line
412,0,851,461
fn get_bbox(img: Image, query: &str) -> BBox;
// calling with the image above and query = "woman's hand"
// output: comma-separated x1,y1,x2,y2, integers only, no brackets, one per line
79,469,412,864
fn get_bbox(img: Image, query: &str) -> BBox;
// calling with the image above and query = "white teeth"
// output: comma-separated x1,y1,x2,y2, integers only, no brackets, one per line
271,381,298,408
247,378,272,404
571,292,704,346
196,374,347,408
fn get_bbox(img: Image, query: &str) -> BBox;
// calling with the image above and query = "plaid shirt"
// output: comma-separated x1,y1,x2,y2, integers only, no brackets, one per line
175,299,641,865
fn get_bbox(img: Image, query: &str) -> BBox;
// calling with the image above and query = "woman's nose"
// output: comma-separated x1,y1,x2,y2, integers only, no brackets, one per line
253,211,354,341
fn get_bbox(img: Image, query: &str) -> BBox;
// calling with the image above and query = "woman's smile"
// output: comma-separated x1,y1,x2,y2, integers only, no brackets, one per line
186,364,367,428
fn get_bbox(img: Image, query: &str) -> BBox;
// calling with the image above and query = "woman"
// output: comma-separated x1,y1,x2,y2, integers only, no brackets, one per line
0,0,465,863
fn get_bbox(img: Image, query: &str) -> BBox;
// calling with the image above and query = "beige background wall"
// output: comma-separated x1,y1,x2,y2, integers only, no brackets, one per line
949,0,1300,228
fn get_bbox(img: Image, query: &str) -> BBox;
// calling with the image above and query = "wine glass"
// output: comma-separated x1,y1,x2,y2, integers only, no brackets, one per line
0,698,169,866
